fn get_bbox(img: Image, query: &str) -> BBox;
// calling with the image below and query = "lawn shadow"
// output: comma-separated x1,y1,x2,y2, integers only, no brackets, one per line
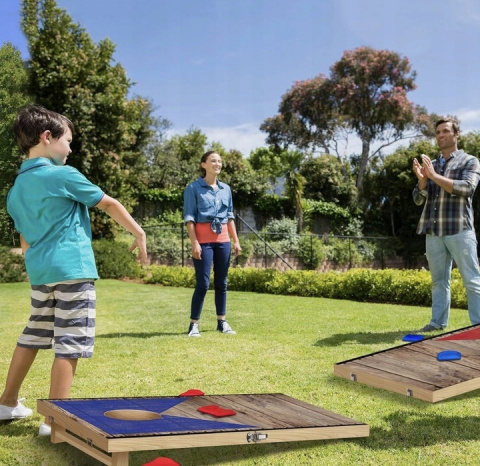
138,410,480,464
0,419,39,437
315,330,413,347
96,329,220,338
368,410,480,450
133,438,358,466
96,331,184,338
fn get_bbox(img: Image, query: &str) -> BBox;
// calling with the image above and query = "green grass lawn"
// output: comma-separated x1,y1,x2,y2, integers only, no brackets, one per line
0,280,479,465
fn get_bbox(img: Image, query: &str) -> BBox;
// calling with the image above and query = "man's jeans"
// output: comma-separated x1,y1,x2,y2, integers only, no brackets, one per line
426,229,480,328
190,242,231,321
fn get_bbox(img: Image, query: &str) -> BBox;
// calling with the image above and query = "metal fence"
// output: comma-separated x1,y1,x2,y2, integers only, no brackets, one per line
142,215,403,271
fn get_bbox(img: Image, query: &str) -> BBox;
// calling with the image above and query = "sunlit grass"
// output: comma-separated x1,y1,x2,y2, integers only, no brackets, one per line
0,280,478,465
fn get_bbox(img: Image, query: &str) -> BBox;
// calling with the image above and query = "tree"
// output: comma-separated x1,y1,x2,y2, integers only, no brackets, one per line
300,154,357,208
262,47,435,195
362,139,438,263
147,128,208,190
248,147,306,231
248,146,287,193
259,75,339,155
331,47,429,192
21,0,161,237
0,43,31,245
284,163,305,233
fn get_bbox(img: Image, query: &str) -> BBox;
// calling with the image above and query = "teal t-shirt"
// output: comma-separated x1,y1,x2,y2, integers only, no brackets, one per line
7,157,104,285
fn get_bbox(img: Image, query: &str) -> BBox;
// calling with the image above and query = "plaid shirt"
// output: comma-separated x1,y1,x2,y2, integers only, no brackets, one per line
413,150,480,236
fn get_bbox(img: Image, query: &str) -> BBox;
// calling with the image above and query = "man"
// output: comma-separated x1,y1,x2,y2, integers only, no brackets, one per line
413,117,480,332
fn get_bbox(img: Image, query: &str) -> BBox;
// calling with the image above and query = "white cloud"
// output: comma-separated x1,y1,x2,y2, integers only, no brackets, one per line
191,57,206,66
456,108,480,131
456,0,480,24
168,123,268,157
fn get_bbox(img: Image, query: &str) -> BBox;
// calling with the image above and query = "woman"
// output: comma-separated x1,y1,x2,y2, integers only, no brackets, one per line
183,151,242,337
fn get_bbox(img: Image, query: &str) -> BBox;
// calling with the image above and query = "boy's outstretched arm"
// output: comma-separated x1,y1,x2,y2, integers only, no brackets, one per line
95,195,148,264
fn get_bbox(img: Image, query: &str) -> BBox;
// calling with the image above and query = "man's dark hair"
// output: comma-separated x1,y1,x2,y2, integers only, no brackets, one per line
435,117,460,134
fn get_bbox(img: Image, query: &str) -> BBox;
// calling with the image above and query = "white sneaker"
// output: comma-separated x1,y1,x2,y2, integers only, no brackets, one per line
0,400,33,420
38,423,51,436
188,322,201,337
217,320,236,334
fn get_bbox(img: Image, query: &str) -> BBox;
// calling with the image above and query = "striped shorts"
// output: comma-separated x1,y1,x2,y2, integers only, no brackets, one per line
17,280,96,358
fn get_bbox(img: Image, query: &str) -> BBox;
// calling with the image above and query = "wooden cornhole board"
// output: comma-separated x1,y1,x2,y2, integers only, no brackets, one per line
334,324,480,403
37,393,369,466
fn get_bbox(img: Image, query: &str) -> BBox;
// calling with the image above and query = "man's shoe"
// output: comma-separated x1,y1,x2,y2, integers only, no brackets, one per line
0,400,33,420
188,322,201,337
38,423,51,436
416,324,441,333
217,320,236,334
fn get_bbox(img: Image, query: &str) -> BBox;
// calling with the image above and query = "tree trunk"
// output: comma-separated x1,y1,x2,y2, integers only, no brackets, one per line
356,137,371,196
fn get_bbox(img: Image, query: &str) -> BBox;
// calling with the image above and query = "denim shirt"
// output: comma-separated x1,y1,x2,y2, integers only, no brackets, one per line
183,177,234,224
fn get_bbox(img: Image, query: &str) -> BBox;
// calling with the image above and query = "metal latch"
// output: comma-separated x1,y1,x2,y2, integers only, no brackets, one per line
247,432,268,443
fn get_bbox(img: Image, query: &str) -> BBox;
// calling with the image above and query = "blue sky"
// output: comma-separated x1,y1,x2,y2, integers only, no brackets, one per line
1,0,480,156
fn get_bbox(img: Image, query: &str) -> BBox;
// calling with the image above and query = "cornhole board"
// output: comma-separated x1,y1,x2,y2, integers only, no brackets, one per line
334,324,480,403
37,393,369,466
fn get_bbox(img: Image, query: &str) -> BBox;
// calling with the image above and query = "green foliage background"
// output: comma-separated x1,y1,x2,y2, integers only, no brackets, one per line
1,1,480,267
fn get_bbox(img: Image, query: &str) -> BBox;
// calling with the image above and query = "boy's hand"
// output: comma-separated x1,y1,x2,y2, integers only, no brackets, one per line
129,235,148,264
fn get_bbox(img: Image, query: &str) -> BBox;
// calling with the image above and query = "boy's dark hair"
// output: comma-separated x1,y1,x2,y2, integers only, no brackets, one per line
13,104,75,155
435,117,460,134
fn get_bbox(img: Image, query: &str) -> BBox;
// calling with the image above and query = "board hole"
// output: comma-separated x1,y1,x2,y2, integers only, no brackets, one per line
104,409,162,421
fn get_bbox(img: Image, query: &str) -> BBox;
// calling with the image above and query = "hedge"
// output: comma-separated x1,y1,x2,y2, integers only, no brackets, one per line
145,265,467,309
0,241,143,283
0,247,26,283
92,239,144,279
1,243,468,310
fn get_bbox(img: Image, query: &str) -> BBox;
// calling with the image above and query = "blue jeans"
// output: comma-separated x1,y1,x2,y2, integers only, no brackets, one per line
426,229,480,328
190,242,231,321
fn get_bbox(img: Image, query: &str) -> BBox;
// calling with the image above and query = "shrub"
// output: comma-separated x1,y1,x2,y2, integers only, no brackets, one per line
144,265,467,309
251,237,285,258
147,233,185,266
144,265,196,288
0,246,27,283
261,217,299,252
323,236,369,266
92,239,143,279
227,267,279,293
296,234,325,269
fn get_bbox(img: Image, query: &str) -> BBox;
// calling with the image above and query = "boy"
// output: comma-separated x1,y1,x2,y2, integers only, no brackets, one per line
0,105,147,436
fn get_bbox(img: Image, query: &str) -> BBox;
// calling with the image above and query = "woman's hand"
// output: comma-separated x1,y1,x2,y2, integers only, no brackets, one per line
233,241,242,257
191,241,202,260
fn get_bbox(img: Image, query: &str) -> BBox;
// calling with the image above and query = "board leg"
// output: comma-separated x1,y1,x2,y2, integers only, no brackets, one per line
111,452,129,466
50,422,65,444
